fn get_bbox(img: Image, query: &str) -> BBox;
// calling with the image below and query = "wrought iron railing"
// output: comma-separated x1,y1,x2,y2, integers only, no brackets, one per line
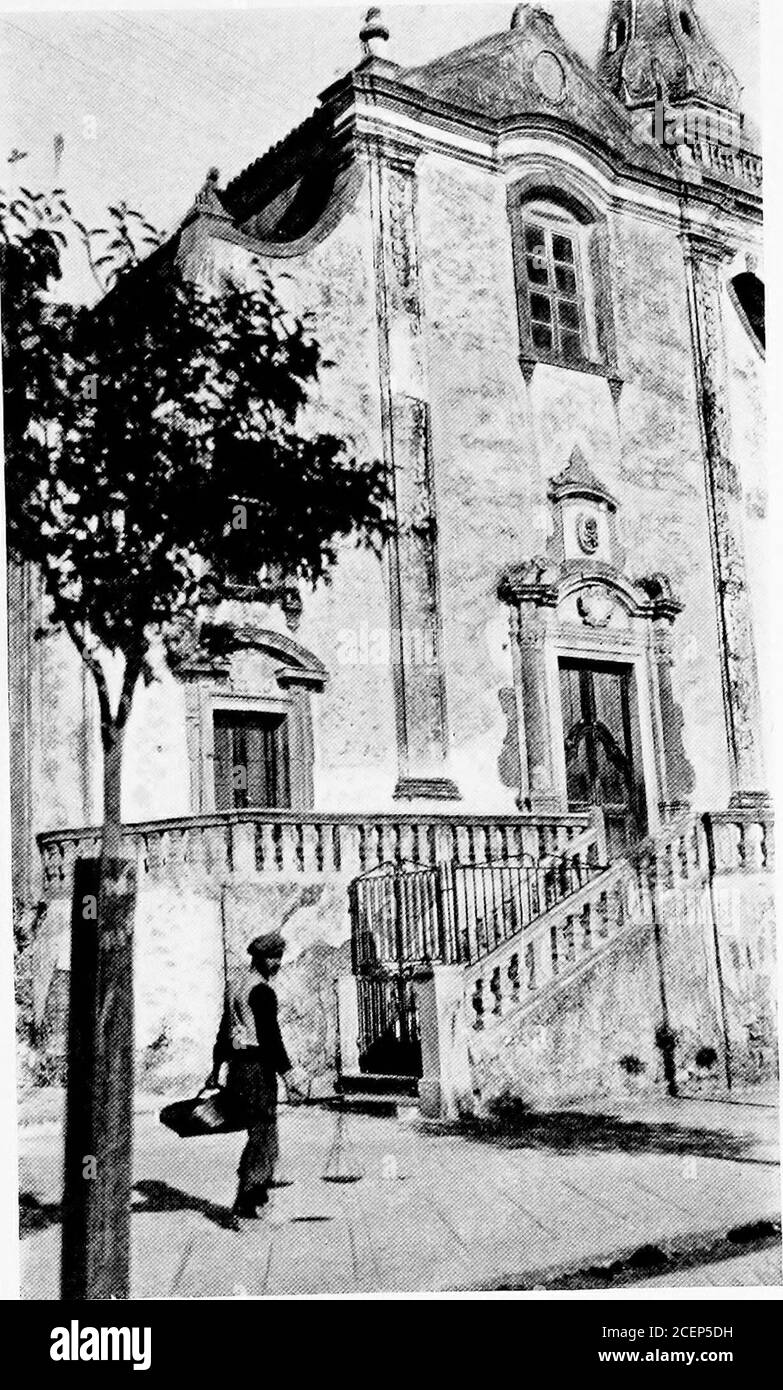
349,853,605,973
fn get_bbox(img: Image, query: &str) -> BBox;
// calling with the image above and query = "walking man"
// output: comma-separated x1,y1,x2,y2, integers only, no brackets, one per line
209,929,303,1227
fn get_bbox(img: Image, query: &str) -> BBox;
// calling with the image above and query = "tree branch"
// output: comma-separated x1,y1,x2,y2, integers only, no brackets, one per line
116,651,142,732
59,612,112,734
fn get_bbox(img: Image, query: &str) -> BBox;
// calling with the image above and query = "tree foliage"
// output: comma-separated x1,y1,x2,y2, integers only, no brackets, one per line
1,182,390,846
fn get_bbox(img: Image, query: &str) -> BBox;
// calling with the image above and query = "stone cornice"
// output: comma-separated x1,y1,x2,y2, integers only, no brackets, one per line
498,558,683,624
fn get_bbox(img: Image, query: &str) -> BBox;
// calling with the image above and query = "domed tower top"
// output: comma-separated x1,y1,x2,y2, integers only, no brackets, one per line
597,0,741,113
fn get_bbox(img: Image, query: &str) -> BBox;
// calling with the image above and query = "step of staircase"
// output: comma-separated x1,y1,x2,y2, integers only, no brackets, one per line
339,1071,419,1098
332,1071,420,1116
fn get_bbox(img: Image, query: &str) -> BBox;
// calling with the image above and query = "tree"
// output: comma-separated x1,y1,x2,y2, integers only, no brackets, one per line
1,183,389,859
1,177,390,1296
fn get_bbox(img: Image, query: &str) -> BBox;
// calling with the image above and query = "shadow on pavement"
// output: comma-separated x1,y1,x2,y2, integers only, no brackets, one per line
476,1219,782,1292
19,1180,236,1238
19,1192,60,1235
455,1109,772,1163
132,1179,236,1230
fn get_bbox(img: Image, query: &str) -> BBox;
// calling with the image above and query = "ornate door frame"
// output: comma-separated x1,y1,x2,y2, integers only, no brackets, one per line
498,450,692,832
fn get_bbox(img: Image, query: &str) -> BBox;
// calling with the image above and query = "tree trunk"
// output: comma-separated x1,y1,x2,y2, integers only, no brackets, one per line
102,719,126,862
62,714,137,1299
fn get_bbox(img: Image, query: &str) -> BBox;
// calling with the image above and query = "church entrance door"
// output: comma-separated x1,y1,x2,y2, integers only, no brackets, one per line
559,658,647,855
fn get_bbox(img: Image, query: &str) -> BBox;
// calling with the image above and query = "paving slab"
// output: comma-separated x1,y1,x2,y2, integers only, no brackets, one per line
17,1092,781,1297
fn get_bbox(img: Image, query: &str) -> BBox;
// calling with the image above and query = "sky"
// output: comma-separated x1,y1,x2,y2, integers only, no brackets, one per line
0,0,762,247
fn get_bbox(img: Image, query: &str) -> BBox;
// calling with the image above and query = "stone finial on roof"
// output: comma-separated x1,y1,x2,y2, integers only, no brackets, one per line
360,7,390,59
186,167,233,226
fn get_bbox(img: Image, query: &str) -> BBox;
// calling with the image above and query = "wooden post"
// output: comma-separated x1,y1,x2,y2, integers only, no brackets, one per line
61,855,136,1300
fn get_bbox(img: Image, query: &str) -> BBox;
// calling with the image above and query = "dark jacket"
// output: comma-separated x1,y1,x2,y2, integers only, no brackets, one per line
245,981,291,1078
216,979,291,1124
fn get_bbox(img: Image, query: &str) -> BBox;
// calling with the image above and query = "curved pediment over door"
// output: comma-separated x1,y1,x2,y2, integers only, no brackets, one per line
170,619,328,814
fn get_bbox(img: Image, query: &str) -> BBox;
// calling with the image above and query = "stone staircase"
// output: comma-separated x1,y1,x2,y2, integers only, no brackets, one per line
343,805,775,1117
465,853,651,1035
333,1070,419,1117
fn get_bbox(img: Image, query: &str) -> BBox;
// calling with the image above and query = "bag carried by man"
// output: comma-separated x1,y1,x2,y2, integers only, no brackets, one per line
159,1083,245,1137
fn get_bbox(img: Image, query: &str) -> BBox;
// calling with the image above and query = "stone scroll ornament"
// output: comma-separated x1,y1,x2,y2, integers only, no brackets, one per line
685,235,766,800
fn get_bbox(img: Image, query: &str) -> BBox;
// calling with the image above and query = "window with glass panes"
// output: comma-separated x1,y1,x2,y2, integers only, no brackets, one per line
213,710,291,811
523,219,585,363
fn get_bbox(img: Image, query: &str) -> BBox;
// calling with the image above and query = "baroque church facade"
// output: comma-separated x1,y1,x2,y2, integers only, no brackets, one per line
11,3,774,1104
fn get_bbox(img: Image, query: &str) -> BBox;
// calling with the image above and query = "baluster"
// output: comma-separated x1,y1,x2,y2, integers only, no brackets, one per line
471,978,484,1031
745,821,762,872
610,879,623,937
677,834,689,881
508,952,520,1005
550,922,559,976
563,915,575,964
688,822,700,872
490,966,502,1016
762,820,774,871
315,823,325,873
305,821,321,873
581,902,591,955
596,889,609,941
330,822,342,873
523,940,534,993
254,822,271,874
375,822,388,868
189,827,206,878
231,821,257,878
425,823,436,866
273,822,285,872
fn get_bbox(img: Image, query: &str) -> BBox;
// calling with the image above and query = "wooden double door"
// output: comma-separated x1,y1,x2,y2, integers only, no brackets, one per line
559,659,648,855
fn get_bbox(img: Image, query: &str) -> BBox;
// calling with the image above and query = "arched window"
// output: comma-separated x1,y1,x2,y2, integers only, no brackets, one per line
521,203,587,363
729,272,765,352
607,17,627,54
508,186,618,377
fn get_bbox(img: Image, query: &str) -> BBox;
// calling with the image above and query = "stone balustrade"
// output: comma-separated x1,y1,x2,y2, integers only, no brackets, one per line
462,807,775,1031
37,807,598,896
702,807,775,875
690,140,763,189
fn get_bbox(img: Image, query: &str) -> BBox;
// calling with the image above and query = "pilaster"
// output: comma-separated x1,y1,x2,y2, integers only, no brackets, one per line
683,233,768,807
368,143,459,802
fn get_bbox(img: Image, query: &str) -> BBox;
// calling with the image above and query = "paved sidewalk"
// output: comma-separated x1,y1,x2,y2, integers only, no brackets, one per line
634,1247,782,1288
18,1093,781,1297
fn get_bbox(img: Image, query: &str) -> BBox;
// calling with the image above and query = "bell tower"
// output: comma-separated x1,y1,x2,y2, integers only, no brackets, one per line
597,0,743,149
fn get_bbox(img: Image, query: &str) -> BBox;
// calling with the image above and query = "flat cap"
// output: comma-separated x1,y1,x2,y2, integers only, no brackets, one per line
247,930,286,959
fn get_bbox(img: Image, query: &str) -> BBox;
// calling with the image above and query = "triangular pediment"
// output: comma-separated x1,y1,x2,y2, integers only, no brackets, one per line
548,446,618,510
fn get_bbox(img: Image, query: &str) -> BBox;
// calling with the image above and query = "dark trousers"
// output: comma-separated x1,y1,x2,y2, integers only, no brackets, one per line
228,1053,279,1200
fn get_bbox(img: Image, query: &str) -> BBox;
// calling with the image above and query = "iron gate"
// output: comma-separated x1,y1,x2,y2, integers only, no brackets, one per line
348,855,599,1074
